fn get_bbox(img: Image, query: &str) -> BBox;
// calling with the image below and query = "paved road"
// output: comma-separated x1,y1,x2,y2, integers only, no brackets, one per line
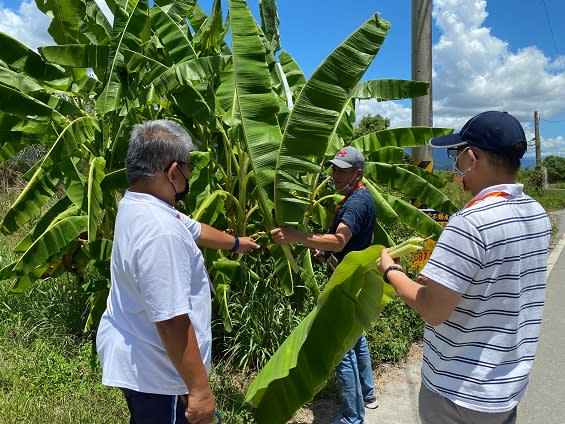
517,209,565,424
365,209,565,424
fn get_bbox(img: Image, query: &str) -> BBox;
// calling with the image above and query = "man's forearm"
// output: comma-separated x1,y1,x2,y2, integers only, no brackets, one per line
197,223,237,250
155,314,211,395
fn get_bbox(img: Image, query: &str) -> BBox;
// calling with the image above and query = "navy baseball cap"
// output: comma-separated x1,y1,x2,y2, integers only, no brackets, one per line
429,111,527,159
328,146,365,169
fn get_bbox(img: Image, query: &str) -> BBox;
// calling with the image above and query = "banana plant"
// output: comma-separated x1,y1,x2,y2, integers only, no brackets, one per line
0,0,458,336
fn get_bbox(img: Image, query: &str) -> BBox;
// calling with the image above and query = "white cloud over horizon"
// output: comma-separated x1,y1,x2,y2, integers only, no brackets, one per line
358,0,565,157
0,0,53,50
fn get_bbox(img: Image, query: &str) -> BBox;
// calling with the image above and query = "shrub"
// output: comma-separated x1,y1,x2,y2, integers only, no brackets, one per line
543,155,565,183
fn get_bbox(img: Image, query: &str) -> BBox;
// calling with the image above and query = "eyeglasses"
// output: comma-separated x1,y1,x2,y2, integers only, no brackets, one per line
447,146,479,161
447,147,462,160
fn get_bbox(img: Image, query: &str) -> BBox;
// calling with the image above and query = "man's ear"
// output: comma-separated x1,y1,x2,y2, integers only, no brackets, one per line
165,162,178,181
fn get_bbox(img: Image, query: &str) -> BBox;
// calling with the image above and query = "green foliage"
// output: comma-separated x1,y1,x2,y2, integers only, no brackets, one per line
212,254,317,372
0,0,458,329
353,113,391,139
433,170,472,209
535,189,565,212
368,298,424,362
517,166,545,195
543,155,565,183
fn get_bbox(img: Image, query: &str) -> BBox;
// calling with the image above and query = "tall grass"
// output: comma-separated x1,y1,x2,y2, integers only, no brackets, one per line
0,278,129,424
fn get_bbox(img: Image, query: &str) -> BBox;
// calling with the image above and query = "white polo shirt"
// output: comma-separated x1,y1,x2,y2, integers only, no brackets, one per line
96,191,212,395
421,183,551,413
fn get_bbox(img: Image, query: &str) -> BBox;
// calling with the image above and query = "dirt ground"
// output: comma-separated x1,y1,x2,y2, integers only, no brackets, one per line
287,341,423,424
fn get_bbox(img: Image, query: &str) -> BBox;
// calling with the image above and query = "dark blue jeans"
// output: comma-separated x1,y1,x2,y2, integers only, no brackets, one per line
333,336,377,424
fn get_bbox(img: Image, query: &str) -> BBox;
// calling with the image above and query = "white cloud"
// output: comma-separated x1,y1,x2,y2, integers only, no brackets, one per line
355,99,412,128
357,0,565,157
0,0,53,50
540,135,565,157
431,0,565,134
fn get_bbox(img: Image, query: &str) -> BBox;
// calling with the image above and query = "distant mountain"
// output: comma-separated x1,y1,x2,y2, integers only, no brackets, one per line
419,150,537,170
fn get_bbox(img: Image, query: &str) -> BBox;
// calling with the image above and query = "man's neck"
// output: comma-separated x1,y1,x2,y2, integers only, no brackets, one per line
130,178,174,206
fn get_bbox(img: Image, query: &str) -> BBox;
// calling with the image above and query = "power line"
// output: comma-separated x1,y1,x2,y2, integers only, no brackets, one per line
542,0,565,73
541,118,565,123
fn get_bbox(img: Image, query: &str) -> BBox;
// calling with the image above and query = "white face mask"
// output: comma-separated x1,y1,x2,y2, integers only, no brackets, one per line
336,170,360,194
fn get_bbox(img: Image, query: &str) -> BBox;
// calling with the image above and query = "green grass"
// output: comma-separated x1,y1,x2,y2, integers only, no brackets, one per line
0,278,129,424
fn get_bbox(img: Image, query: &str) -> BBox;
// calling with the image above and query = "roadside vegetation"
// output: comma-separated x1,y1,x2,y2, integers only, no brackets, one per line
2,158,564,423
1,0,564,420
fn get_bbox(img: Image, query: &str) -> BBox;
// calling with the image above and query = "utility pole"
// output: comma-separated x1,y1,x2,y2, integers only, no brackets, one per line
534,111,541,166
534,111,548,188
411,0,433,171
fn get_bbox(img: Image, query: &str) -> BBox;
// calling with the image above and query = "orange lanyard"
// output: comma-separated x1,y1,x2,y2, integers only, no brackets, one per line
334,182,365,214
466,191,510,208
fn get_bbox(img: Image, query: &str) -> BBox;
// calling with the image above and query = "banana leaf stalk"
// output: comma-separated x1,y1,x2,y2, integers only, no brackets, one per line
246,238,424,424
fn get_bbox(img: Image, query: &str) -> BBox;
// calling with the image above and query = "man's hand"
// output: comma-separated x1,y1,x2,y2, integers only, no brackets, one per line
235,237,260,254
311,248,326,262
378,248,400,273
270,227,298,245
185,387,215,424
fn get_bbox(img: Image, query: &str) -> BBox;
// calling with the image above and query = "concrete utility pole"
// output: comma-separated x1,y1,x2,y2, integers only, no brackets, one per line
411,0,433,170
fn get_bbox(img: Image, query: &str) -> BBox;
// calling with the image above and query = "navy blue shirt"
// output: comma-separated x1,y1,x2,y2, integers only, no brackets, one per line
328,188,376,262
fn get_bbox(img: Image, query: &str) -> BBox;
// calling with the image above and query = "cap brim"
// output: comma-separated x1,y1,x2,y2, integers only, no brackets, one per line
429,132,467,149
327,158,353,168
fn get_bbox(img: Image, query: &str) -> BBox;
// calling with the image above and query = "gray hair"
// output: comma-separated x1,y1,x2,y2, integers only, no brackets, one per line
125,119,195,184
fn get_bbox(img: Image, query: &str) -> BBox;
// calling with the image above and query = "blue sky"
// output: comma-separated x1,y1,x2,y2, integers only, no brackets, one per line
1,0,564,159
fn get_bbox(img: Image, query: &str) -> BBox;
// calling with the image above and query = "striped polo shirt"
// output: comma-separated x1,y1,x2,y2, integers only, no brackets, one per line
420,183,551,413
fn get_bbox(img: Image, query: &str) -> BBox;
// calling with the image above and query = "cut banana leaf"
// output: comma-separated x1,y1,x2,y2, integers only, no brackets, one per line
246,245,393,424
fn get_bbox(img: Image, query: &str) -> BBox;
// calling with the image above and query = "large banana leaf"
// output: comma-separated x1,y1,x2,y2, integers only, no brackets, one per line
0,84,65,124
229,0,302,289
80,0,112,45
0,32,70,89
11,215,88,275
13,197,75,253
150,5,198,64
34,0,82,44
278,50,305,103
1,168,60,234
274,14,390,226
0,116,95,234
228,0,281,226
351,127,453,151
193,0,226,56
39,45,110,71
259,0,280,54
95,0,150,115
0,66,45,94
246,245,394,424
364,162,459,215
87,157,106,243
350,79,429,101
382,193,444,240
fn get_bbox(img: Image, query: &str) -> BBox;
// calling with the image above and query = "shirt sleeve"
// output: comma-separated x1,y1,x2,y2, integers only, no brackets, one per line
179,214,202,239
421,214,485,293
